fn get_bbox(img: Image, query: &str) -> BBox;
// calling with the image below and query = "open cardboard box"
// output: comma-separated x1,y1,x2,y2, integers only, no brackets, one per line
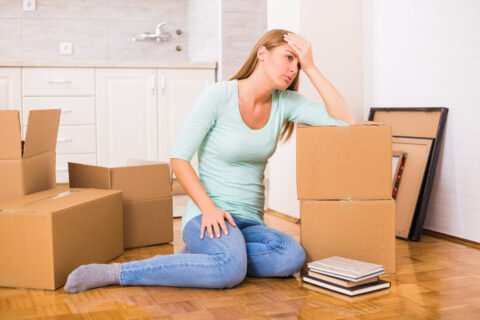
369,108,448,240
296,121,392,201
69,160,173,249
0,109,60,201
0,188,124,290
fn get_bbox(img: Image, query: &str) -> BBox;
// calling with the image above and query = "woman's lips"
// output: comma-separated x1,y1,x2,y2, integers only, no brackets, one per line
284,75,292,82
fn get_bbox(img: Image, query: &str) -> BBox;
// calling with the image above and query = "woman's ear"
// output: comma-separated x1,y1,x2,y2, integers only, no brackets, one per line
257,46,268,62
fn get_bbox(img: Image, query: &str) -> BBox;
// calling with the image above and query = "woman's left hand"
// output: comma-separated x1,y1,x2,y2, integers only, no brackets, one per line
283,33,315,72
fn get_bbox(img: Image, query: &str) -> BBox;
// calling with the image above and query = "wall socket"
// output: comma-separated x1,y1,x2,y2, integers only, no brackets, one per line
23,0,36,11
59,42,73,55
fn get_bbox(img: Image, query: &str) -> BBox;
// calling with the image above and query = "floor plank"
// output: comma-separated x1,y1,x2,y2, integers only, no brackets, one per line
1,213,479,319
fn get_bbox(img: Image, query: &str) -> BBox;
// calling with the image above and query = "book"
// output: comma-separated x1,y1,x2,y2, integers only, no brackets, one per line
307,256,385,281
307,270,379,287
302,282,390,301
302,275,391,297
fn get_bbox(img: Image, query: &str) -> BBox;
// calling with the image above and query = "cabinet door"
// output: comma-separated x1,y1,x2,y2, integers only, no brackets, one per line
96,69,158,167
0,67,21,111
157,68,215,172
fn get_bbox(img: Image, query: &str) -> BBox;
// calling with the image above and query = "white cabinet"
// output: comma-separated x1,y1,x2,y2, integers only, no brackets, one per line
96,69,158,167
0,67,21,112
22,68,96,183
1,65,216,182
96,68,215,168
158,68,215,172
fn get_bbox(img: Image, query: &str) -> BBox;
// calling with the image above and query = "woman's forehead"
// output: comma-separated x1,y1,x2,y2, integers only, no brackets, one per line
273,43,296,55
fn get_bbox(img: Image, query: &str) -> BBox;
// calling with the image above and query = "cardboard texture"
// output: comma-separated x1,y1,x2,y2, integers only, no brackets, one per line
369,107,448,240
392,138,433,239
68,162,173,248
0,188,124,290
296,123,392,200
0,109,61,201
300,200,396,273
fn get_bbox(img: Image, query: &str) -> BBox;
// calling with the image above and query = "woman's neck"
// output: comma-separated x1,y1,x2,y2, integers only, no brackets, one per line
237,70,275,106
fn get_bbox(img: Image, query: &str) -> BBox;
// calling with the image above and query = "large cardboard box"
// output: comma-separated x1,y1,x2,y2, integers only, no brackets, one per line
300,200,396,273
0,188,124,290
296,123,392,200
68,161,173,248
0,109,60,201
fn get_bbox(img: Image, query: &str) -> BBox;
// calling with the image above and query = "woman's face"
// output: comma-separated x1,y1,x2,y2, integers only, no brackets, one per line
260,44,300,89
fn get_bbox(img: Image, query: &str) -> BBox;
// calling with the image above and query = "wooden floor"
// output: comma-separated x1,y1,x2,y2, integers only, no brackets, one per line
1,213,479,320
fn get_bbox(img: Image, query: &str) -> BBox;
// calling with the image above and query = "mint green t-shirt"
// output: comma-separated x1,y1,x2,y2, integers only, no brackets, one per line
170,79,348,235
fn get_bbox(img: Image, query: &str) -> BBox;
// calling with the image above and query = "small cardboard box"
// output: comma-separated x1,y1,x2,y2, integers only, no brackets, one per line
0,109,60,201
300,199,396,273
0,188,124,290
296,122,392,200
68,161,173,249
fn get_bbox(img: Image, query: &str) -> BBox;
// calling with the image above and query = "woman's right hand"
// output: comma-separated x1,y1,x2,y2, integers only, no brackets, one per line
200,207,237,239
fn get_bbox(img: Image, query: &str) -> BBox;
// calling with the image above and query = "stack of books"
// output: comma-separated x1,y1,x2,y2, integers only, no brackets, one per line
302,256,391,297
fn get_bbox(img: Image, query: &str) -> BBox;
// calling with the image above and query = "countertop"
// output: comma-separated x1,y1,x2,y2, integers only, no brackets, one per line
0,60,217,69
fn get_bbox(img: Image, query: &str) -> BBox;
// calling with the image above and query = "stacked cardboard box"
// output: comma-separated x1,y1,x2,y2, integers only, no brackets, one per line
0,188,124,290
297,123,396,273
0,109,125,290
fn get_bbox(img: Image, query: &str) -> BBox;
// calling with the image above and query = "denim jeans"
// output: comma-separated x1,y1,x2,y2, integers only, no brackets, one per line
119,214,306,289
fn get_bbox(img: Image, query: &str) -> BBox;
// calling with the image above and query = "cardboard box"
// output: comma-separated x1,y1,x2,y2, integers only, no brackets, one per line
296,123,392,200
68,161,173,248
0,188,124,290
0,109,60,201
300,199,395,273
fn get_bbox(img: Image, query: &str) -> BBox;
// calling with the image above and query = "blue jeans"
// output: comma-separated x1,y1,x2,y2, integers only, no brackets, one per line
119,214,306,289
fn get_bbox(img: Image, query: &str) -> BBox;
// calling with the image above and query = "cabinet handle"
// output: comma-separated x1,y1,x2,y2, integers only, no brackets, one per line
57,137,73,143
48,79,71,84
60,108,72,113
159,72,165,95
151,73,155,95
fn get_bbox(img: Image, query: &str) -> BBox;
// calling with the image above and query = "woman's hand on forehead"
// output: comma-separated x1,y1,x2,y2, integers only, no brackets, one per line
283,33,314,72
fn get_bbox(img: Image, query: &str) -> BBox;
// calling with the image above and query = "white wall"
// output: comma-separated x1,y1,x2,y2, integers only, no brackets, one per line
268,0,365,218
365,0,480,242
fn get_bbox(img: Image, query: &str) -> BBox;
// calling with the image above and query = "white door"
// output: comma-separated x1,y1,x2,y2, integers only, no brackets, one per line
0,67,21,111
157,68,215,173
96,68,158,167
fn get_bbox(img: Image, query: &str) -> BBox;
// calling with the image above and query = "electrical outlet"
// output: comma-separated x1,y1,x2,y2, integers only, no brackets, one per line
59,42,73,55
23,0,36,11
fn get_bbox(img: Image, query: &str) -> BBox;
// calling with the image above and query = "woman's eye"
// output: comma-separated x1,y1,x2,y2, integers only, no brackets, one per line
286,55,293,60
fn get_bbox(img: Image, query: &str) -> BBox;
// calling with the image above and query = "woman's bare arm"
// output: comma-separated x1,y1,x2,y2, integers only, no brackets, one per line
284,33,356,125
170,158,236,239
303,65,356,124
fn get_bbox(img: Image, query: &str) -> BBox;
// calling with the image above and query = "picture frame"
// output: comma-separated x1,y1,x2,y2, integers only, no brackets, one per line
392,151,407,200
368,107,448,240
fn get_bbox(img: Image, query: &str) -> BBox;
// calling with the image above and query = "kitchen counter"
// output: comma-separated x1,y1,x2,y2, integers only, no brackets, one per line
0,61,217,69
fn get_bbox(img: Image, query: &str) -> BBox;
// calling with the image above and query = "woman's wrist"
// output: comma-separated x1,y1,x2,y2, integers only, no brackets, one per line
200,205,218,215
302,64,319,77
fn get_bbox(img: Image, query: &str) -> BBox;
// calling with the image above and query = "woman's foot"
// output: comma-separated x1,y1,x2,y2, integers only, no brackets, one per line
64,263,121,293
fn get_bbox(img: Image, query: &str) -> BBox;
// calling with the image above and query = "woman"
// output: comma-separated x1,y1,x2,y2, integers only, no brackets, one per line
64,29,356,293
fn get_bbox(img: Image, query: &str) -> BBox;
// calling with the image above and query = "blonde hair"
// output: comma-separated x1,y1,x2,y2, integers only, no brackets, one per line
229,29,299,143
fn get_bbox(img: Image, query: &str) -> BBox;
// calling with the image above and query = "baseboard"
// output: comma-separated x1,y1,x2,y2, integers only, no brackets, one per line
423,229,479,249
265,209,300,224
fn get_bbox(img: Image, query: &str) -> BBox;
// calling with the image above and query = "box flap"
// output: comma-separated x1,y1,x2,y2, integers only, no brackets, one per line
111,164,171,201
371,109,442,138
0,110,22,160
23,109,61,159
68,162,112,189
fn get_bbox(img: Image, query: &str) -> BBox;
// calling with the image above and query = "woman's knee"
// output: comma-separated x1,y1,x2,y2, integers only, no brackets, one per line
210,254,247,288
275,235,306,277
